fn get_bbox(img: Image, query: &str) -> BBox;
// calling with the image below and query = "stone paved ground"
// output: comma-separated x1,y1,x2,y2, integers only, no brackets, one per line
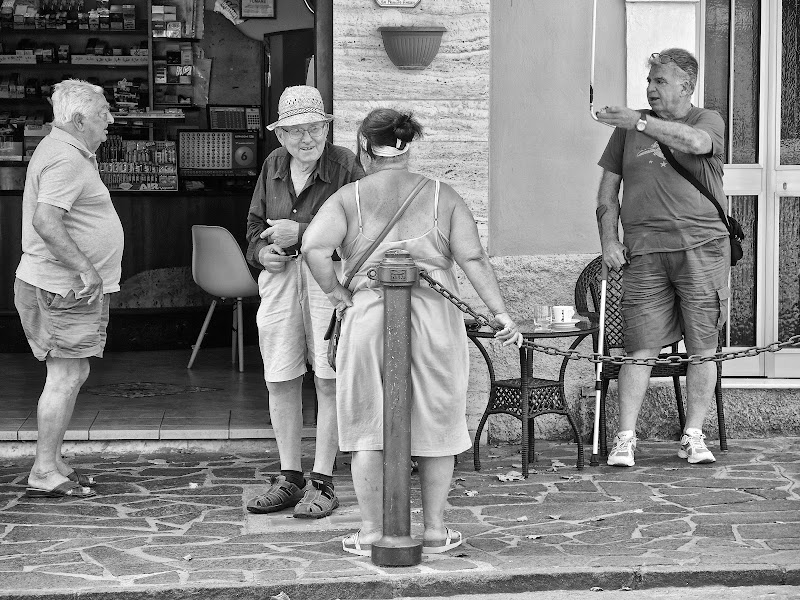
0,438,799,599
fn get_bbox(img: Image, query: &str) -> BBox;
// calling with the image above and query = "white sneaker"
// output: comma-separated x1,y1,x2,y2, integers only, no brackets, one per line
678,432,716,464
607,433,637,467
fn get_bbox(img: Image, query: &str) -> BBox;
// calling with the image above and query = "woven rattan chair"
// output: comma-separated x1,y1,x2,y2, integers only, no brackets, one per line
574,256,727,456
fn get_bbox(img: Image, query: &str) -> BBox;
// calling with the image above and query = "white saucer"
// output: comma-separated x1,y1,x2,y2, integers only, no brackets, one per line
550,320,581,330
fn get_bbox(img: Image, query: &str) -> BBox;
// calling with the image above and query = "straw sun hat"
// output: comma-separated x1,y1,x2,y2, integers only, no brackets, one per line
266,85,334,131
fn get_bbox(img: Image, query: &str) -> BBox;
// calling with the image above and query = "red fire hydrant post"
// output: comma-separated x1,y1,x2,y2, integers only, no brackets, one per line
371,249,423,567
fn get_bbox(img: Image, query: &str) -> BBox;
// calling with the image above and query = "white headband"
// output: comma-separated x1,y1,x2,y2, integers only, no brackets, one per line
360,137,410,158
372,144,409,157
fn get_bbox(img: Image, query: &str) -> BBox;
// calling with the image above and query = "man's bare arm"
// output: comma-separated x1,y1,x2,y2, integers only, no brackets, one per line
32,203,103,303
596,170,628,269
596,106,712,155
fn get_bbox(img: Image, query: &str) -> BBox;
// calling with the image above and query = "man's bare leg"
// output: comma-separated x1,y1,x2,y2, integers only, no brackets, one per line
28,357,89,491
266,376,304,471
607,347,658,466
310,375,337,476
617,348,659,432
684,347,717,431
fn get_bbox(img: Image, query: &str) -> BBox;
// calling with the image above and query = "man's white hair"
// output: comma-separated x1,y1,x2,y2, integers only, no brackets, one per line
51,79,106,126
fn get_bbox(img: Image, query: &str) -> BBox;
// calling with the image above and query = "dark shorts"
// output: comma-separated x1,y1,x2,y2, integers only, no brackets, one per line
622,237,730,353
14,278,110,361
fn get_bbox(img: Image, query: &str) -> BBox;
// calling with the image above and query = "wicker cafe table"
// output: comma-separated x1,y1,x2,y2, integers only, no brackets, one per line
466,318,598,477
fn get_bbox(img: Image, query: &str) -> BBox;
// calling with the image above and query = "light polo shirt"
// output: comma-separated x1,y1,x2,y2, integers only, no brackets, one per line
16,126,124,296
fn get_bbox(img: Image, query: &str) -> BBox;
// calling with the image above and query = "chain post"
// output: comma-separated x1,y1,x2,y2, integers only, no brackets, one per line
371,249,423,567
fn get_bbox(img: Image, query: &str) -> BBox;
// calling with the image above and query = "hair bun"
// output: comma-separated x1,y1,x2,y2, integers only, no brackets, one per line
393,113,414,142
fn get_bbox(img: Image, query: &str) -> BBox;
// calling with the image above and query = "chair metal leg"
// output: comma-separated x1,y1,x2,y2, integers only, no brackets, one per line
528,413,535,463
673,375,686,434
473,390,494,471
565,411,585,470
231,300,237,366
187,300,217,369
468,335,497,472
236,298,245,372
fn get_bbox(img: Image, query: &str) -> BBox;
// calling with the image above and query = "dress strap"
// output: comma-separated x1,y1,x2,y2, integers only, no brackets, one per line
354,180,364,233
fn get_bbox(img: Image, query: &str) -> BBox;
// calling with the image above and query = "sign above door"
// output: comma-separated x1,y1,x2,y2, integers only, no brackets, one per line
374,0,421,7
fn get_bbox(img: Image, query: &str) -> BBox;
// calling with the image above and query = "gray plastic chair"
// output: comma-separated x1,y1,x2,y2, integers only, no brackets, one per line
188,225,259,372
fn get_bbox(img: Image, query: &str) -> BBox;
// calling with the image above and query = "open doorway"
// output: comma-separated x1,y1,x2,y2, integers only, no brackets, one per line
263,29,315,157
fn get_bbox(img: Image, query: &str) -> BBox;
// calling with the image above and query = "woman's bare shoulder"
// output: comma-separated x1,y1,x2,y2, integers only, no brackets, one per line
432,179,466,211
328,180,358,205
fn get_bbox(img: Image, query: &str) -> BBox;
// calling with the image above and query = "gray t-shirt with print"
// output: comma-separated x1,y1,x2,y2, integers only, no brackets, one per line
597,106,729,257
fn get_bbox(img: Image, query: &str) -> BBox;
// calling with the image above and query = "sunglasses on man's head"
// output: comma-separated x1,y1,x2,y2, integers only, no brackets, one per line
651,53,676,64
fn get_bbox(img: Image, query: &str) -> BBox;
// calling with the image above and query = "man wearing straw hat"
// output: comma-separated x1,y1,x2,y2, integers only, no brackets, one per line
594,49,729,468
245,86,364,517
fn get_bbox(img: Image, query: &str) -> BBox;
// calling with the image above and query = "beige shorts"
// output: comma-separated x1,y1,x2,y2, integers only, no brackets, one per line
622,237,730,353
255,257,343,382
14,278,110,361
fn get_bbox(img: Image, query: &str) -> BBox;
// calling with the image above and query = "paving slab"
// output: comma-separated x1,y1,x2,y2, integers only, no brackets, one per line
0,438,798,599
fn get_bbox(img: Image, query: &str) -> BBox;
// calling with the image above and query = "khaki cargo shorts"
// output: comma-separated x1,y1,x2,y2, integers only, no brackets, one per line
14,278,110,361
621,237,730,354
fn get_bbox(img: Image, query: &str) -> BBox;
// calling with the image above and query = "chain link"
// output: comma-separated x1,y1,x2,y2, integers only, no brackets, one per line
419,270,800,366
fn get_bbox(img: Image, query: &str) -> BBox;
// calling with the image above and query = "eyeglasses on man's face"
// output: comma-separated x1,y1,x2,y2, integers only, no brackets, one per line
281,123,327,140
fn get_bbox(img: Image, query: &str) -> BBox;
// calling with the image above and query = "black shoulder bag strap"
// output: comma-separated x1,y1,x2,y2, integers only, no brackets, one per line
656,141,732,234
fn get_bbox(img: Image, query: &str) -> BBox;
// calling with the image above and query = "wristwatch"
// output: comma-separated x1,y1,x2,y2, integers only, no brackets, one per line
635,114,647,132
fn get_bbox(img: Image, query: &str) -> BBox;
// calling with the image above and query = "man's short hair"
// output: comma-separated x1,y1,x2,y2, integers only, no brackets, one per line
51,79,106,126
649,48,698,93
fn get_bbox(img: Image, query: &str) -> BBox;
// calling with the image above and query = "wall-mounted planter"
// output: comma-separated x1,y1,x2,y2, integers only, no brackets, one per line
378,26,447,70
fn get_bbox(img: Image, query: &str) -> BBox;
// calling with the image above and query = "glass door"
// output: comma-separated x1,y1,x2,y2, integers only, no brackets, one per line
772,0,800,376
704,0,800,377
704,0,766,376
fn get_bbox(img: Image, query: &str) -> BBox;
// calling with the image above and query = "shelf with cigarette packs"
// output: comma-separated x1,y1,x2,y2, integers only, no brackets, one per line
0,0,153,74
0,0,205,192
150,0,199,110
0,0,155,129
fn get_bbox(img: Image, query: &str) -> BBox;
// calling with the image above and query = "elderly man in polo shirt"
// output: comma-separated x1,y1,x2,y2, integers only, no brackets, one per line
245,86,365,518
15,79,122,499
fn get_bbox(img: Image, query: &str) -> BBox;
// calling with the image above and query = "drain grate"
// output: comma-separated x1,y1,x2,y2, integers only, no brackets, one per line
84,382,220,398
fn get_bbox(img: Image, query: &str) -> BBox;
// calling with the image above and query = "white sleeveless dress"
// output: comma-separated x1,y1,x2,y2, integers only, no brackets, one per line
335,179,472,456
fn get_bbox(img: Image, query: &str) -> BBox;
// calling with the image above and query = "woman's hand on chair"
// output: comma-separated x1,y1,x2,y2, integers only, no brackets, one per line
492,312,523,348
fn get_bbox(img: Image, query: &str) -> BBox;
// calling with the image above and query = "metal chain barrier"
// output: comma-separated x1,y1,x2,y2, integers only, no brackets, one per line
419,270,800,366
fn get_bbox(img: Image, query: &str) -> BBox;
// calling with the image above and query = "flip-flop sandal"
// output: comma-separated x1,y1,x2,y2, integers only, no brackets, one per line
67,469,96,487
246,475,304,514
293,481,339,519
25,481,96,499
342,531,372,557
422,528,463,554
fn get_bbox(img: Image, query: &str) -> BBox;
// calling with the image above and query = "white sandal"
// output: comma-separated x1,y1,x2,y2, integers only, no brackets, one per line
422,528,463,554
342,530,372,557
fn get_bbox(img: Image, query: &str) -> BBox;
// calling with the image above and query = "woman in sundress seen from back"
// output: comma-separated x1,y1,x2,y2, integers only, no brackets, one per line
302,108,522,556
